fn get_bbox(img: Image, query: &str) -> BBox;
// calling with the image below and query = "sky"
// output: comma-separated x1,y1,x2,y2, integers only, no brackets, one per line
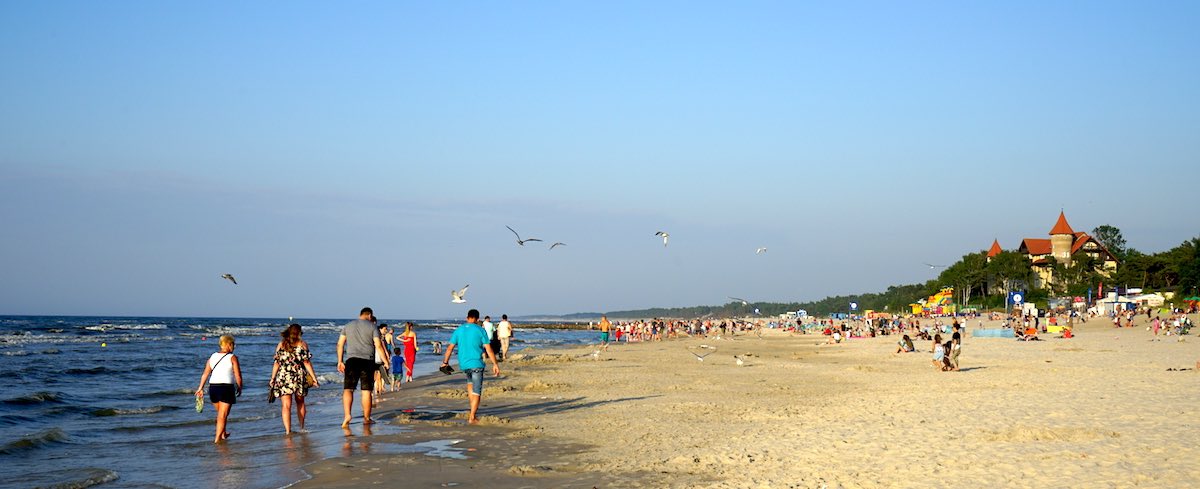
1,1,1197,318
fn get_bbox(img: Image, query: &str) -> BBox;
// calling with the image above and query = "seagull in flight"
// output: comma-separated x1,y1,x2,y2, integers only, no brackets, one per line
549,242,566,250
655,231,670,247
755,247,768,254
729,297,750,306
220,274,237,285
924,263,946,269
450,285,470,304
506,226,542,246
687,345,717,362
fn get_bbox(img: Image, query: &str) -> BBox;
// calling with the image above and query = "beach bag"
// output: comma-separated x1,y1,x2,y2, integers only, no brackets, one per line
305,372,318,388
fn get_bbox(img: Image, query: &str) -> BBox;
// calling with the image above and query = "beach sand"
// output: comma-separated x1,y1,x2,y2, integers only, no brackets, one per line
297,315,1200,488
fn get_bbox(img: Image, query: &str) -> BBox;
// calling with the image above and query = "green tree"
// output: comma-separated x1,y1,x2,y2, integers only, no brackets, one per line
1052,252,1101,296
1175,237,1200,295
1091,224,1127,260
939,252,987,307
988,250,1031,296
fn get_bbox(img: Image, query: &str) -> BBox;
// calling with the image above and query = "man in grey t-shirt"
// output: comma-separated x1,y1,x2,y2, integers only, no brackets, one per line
337,307,387,427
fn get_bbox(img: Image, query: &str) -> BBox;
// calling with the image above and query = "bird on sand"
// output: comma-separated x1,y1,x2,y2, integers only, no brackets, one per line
549,242,566,250
687,345,717,362
220,274,237,285
755,247,768,254
655,231,669,247
450,285,470,304
506,226,542,246
734,355,746,366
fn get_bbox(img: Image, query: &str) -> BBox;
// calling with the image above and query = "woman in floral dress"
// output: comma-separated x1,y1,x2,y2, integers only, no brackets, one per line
270,324,319,434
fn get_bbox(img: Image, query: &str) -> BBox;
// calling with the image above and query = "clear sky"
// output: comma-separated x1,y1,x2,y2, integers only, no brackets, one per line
2,1,1197,318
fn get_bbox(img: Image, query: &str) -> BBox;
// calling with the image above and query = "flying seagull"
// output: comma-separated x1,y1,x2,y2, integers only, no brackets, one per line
549,242,566,250
687,345,717,362
924,263,946,269
755,247,768,254
729,297,750,306
220,274,237,285
505,226,542,246
655,231,670,247
450,285,470,304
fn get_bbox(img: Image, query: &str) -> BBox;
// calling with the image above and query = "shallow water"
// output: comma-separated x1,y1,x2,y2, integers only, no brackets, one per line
0,316,594,488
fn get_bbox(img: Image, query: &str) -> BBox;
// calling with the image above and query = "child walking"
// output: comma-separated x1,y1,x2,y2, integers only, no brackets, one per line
390,347,404,391
196,335,243,443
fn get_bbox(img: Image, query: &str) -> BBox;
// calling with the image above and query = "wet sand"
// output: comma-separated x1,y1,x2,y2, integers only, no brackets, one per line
297,315,1200,488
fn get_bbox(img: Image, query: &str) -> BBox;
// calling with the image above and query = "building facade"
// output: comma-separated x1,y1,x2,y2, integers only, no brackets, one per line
998,212,1119,290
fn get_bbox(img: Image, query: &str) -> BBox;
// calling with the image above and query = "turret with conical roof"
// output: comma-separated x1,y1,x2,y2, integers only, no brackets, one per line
1049,211,1074,264
987,239,1002,261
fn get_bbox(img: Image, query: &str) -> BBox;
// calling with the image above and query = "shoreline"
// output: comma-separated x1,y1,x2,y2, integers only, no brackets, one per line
294,314,1200,488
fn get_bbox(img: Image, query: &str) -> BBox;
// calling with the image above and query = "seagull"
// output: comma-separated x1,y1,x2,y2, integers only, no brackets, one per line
729,297,749,306
220,274,237,285
655,231,669,247
734,355,745,366
924,263,946,269
506,226,542,246
549,242,566,250
450,285,469,304
687,345,717,362
755,247,768,254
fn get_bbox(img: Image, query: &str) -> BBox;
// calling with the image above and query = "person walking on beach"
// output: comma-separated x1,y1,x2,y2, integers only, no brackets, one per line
390,347,404,390
441,309,501,424
196,335,242,443
270,324,320,434
497,314,514,360
374,323,392,395
598,315,612,351
399,322,418,382
337,307,388,427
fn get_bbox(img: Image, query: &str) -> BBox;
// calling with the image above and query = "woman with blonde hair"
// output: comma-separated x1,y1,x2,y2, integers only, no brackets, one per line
270,324,319,434
399,322,418,382
196,335,242,443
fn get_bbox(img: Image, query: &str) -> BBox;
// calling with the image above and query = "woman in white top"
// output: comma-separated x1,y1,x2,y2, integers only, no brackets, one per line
196,335,243,444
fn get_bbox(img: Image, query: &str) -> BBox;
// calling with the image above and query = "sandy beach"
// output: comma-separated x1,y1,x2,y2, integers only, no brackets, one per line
297,315,1200,488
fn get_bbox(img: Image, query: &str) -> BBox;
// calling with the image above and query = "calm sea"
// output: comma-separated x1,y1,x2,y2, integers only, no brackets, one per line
0,316,594,489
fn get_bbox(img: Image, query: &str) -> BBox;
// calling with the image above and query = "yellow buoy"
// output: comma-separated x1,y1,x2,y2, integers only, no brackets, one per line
101,343,107,347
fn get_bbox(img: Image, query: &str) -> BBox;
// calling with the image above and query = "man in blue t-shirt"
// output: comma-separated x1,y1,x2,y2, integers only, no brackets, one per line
441,309,501,424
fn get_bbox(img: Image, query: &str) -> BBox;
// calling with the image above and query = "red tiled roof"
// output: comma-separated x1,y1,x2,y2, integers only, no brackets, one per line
1020,238,1052,256
1071,233,1090,254
1049,211,1074,235
987,239,1003,258
1071,232,1118,262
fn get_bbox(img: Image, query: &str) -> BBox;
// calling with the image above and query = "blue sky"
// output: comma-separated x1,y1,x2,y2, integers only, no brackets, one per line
2,1,1197,318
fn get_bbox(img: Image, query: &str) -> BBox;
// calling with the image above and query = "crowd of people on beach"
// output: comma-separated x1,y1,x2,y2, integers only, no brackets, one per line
195,307,514,443
196,304,1194,443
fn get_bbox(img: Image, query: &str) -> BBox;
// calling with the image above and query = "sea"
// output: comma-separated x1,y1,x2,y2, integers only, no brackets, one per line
0,316,595,489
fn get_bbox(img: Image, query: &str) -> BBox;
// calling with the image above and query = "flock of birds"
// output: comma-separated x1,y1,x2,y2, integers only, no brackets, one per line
218,226,940,311
434,226,771,304
216,225,771,305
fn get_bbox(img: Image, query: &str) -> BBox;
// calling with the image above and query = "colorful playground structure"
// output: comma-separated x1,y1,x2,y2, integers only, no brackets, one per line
910,287,957,316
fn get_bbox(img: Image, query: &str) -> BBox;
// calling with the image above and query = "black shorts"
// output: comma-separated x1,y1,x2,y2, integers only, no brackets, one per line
209,384,237,405
343,357,376,391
